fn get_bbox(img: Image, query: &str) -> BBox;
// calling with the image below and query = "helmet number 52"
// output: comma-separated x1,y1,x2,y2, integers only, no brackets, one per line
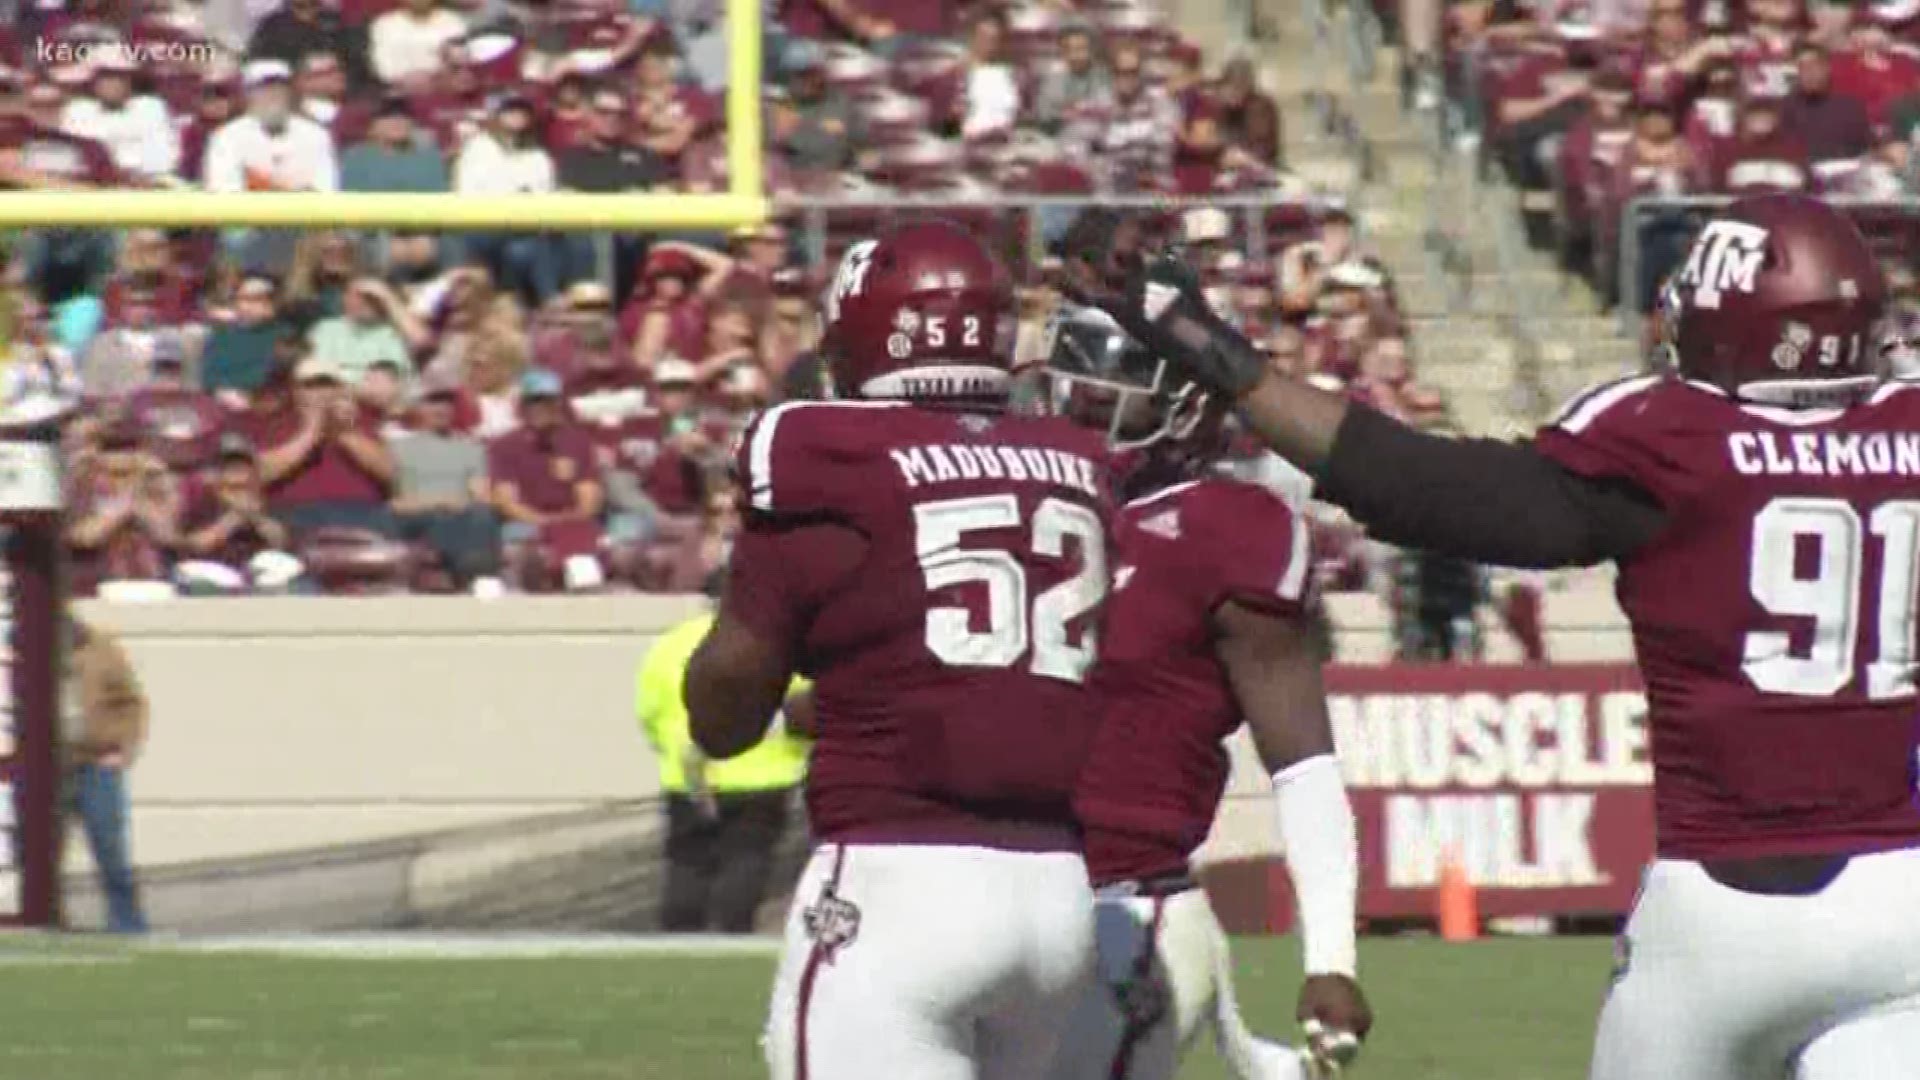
1745,498,1920,699
915,493,1106,683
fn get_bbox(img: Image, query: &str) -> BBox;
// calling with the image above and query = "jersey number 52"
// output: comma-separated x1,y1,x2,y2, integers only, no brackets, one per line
1745,497,1920,700
914,494,1107,684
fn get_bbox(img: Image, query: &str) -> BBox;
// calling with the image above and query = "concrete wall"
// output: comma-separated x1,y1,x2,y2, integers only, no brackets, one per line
75,595,707,869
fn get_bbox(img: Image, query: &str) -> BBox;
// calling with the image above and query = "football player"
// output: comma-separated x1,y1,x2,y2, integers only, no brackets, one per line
1041,305,1372,1080
684,220,1113,1079
1069,193,1920,1079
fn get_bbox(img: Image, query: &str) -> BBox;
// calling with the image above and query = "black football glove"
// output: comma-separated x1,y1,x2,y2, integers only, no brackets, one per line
1109,252,1271,400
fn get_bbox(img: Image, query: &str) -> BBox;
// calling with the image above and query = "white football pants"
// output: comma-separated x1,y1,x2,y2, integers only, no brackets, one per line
1591,846,1920,1080
765,843,1096,1080
1049,887,1309,1080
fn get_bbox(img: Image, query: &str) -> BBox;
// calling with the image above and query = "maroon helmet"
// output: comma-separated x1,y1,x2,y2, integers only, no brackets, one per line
1662,193,1888,406
819,219,1015,400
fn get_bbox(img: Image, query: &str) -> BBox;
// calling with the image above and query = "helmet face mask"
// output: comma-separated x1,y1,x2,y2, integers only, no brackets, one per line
1042,304,1210,452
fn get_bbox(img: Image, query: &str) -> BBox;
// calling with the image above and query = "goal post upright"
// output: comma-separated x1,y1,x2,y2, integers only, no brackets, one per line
0,0,765,928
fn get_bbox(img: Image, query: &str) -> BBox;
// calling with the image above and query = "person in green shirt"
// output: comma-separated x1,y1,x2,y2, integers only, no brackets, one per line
638,605,811,933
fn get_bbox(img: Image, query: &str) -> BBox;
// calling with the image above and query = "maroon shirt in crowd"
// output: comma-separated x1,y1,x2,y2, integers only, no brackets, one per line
488,423,603,515
125,386,227,471
178,481,277,569
248,407,392,508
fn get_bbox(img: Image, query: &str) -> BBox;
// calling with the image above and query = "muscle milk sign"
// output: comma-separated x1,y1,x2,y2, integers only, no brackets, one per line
1322,664,1655,920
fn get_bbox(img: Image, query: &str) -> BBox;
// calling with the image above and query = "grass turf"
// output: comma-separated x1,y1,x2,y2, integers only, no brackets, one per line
0,934,1611,1079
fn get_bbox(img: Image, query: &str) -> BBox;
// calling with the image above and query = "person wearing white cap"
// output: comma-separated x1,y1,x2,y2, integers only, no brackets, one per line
203,59,338,195
61,56,179,182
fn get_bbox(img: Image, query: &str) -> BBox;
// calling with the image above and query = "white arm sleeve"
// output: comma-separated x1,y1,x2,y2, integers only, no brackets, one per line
1273,753,1358,977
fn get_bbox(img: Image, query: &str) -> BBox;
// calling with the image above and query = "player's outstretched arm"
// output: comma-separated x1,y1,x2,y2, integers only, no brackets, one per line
1060,221,1661,569
1215,600,1372,1066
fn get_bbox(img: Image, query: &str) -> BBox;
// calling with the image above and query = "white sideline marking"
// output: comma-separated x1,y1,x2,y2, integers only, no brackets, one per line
0,953,133,967
147,932,784,960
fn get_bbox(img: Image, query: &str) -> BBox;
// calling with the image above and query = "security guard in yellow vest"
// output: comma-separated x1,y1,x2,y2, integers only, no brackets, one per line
639,609,809,932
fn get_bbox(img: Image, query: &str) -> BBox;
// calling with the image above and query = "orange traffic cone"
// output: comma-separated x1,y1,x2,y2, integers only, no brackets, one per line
1437,849,1480,942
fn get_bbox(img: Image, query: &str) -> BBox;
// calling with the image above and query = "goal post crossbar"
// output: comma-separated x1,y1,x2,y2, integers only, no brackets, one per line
0,0,766,232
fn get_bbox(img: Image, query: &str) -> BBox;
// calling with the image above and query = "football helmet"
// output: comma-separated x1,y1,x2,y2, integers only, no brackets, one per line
819,219,1015,400
1661,193,1888,406
1042,302,1215,452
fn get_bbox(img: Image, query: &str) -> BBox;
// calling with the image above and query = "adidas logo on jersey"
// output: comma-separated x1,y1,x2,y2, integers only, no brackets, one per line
1138,509,1182,540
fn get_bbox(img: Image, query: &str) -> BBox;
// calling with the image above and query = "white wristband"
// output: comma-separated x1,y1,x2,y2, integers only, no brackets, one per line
1272,754,1358,977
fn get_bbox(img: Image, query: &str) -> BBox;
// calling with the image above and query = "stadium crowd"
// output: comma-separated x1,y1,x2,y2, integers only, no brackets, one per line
0,0,1453,621
1439,0,1920,334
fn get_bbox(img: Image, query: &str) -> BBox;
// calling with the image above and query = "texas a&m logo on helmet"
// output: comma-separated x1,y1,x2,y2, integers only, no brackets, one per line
1663,194,1887,405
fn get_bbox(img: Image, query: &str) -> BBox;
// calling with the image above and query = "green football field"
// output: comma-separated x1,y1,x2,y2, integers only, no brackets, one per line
0,933,1611,1079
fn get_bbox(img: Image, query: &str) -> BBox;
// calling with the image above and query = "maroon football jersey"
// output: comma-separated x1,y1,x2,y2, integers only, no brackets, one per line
1075,478,1312,884
1536,375,1920,860
728,400,1112,851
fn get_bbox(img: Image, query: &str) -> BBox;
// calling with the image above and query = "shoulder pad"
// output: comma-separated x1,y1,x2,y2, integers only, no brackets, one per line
737,400,909,517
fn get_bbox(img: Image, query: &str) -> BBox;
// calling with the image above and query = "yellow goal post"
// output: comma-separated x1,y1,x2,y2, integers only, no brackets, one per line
0,0,768,231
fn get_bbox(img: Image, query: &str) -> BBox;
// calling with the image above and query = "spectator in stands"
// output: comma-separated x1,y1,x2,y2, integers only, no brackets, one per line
180,73,242,183
637,603,808,934
757,280,816,387
1713,94,1810,194
769,50,856,175
126,345,226,473
1173,98,1260,194
1734,0,1806,100
1638,1,1733,105
1278,208,1381,315
1490,37,1596,216
627,241,731,373
690,297,760,386
60,57,178,184
1068,41,1180,190
65,615,150,933
460,331,527,439
1214,58,1282,167
100,229,196,331
489,367,607,592
558,86,668,193
249,0,373,91
453,93,582,306
308,278,417,387
391,377,499,589
1828,122,1918,197
1831,23,1920,127
340,96,449,192
177,433,299,588
371,0,468,88
637,357,713,517
296,51,374,149
204,61,339,196
629,34,708,172
254,356,399,537
1032,23,1108,133
644,472,740,593
202,274,291,395
1786,45,1873,165
280,231,367,326
66,416,180,595
1614,95,1706,313
356,360,413,436
961,9,1020,139
718,221,793,303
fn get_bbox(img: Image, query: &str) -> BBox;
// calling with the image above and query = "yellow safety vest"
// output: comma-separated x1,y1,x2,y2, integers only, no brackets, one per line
636,612,810,795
